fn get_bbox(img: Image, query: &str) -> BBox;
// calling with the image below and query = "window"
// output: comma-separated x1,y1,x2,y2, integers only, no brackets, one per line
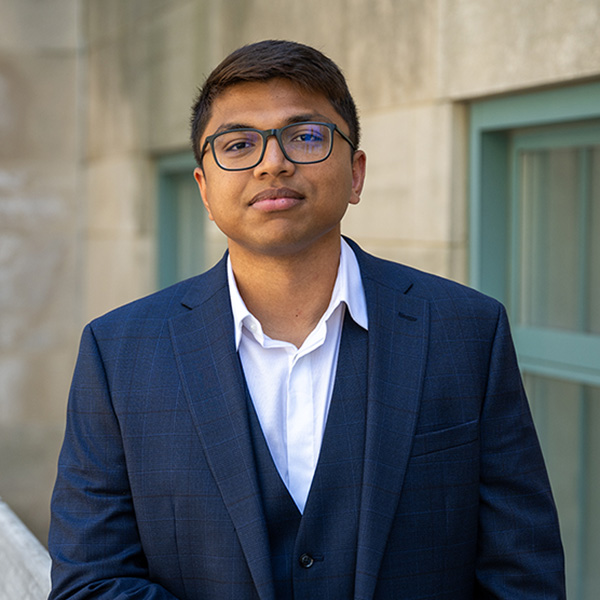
157,153,208,289
470,82,600,599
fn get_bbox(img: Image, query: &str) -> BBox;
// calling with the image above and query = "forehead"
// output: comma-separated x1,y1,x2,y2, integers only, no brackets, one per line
205,79,344,134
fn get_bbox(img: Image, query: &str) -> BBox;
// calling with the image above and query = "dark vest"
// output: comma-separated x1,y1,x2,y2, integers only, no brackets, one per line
245,313,368,599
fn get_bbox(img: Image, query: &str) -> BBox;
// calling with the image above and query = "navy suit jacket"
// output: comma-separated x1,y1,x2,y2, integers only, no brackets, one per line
49,240,565,599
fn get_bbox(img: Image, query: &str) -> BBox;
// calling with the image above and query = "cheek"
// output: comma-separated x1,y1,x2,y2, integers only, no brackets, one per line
199,184,244,238
317,166,353,206
198,176,236,224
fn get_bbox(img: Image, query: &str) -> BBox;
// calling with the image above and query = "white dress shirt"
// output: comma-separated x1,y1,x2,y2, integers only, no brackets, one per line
227,239,368,512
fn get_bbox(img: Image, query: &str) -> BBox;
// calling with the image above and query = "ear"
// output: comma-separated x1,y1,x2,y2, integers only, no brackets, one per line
193,167,214,221
350,150,366,205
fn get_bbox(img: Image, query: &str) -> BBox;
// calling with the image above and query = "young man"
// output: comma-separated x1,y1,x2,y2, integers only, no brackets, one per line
49,40,565,599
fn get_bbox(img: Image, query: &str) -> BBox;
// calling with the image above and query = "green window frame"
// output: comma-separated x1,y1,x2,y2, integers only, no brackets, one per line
470,83,600,383
509,122,600,385
156,152,205,289
469,81,600,600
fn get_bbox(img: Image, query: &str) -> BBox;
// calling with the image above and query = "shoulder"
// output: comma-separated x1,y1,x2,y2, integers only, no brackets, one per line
347,238,503,319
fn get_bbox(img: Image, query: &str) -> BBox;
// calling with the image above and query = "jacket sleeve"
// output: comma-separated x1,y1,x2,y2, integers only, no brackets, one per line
48,324,181,600
475,305,566,598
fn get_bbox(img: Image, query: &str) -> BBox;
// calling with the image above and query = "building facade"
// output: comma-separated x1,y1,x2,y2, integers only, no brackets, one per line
1,1,599,597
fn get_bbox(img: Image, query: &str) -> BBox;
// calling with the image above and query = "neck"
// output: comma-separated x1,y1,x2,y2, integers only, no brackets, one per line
229,237,342,348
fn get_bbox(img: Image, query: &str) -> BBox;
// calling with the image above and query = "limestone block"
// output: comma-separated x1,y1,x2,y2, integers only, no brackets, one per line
439,0,600,98
0,53,78,162
87,39,151,156
85,0,203,155
0,162,80,360
85,0,185,45
86,155,150,235
0,2,82,553
0,0,78,51
0,161,78,233
0,498,51,600
84,0,127,45
30,345,74,418
212,0,437,111
3,349,74,424
146,1,202,151
85,235,155,321
344,102,457,244
0,357,23,423
86,4,212,156
0,423,64,545
216,0,348,60
344,0,438,110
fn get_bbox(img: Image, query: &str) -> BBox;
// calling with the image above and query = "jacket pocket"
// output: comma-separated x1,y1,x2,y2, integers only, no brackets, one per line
411,420,479,457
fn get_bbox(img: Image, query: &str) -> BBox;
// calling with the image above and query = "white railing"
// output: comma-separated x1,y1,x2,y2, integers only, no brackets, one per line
0,498,51,600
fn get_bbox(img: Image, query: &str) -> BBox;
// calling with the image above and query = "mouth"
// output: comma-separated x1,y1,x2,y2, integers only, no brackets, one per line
249,187,305,212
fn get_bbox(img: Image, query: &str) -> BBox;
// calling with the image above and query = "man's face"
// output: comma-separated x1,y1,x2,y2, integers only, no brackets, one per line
194,79,366,258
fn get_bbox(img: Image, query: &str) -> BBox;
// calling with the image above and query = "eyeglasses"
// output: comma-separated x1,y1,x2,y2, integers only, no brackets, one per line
200,121,355,171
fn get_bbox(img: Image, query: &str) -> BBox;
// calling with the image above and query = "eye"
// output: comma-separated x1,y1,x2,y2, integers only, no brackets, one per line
295,131,324,143
287,124,327,145
216,131,260,155
223,138,255,154
225,141,251,153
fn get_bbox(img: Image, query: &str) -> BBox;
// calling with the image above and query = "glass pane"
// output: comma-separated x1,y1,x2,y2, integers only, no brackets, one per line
518,143,600,335
524,373,600,600
174,173,205,282
589,148,600,334
519,149,580,330
525,373,581,594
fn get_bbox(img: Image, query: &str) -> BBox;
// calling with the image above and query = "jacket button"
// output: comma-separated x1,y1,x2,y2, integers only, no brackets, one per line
299,553,314,569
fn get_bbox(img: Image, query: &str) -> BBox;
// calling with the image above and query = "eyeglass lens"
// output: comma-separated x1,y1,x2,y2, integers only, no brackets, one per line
213,123,333,169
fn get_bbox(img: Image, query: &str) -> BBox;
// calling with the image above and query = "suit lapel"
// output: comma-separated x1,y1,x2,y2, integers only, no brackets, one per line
349,243,430,600
166,243,429,600
168,258,275,600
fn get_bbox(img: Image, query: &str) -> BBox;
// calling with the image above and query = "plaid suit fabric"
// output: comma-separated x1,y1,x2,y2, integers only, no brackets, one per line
245,314,367,600
48,240,565,599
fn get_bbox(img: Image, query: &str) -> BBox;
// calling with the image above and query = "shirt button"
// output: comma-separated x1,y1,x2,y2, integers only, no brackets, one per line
299,553,314,569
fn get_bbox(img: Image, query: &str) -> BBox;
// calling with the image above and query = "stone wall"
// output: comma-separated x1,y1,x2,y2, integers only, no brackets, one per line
83,0,600,325
0,0,82,543
1,0,600,547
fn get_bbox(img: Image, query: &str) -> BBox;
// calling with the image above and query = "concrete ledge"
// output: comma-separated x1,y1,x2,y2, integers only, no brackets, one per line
0,498,51,600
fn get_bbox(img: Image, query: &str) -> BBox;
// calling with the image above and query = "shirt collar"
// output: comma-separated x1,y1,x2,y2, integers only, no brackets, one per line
227,238,368,350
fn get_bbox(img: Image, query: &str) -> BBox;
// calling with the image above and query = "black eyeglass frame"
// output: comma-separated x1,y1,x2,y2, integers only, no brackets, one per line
200,121,356,171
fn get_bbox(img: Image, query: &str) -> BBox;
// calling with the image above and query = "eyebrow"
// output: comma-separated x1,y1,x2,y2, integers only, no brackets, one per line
209,113,335,137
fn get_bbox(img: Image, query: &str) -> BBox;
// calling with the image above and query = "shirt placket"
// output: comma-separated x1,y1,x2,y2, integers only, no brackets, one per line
286,350,314,512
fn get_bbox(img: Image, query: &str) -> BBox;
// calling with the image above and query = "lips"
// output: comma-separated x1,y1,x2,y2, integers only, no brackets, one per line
249,187,305,212
250,187,304,204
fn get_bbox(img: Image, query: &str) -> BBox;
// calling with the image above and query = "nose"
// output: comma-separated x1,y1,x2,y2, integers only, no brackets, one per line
254,134,295,177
